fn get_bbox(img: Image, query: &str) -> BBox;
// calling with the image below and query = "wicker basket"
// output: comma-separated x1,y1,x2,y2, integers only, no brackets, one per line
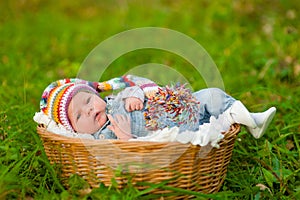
37,124,240,198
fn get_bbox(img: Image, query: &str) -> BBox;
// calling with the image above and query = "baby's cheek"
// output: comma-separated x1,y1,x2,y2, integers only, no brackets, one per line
76,119,93,133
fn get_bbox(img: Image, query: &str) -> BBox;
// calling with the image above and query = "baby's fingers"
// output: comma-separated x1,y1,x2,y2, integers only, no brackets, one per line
137,101,143,110
107,114,117,126
125,102,131,112
116,114,130,124
107,115,120,132
108,114,130,125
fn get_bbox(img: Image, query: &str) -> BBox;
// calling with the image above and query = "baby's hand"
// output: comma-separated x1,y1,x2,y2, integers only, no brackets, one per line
107,114,132,140
125,97,143,112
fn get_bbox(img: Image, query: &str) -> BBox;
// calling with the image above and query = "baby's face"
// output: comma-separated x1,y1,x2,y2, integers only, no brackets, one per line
68,91,107,134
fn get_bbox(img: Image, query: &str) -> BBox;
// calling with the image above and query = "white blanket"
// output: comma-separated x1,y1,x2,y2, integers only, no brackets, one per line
33,112,232,148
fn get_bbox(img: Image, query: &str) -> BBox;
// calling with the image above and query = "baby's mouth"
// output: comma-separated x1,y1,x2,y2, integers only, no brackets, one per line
95,112,101,122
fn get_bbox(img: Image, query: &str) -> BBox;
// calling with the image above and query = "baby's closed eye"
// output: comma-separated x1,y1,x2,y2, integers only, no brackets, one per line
86,96,91,104
76,113,81,120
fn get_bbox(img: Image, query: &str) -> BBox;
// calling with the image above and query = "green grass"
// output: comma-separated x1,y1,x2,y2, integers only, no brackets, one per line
1,0,300,199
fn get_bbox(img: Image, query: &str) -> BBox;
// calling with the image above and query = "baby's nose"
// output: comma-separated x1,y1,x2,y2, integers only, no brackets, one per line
84,105,94,116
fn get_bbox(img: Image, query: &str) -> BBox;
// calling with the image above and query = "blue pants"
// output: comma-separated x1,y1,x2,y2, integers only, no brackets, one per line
193,88,236,125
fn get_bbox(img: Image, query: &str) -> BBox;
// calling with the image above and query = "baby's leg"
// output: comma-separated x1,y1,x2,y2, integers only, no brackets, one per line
193,88,276,138
225,100,276,138
193,88,236,124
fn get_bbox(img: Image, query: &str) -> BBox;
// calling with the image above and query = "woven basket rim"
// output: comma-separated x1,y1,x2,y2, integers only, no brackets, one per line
37,123,241,146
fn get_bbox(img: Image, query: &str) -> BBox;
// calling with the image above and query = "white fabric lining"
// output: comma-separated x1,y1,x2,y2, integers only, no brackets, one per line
33,111,232,148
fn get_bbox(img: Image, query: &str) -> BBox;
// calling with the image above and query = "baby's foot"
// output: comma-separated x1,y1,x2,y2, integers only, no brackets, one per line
247,107,276,139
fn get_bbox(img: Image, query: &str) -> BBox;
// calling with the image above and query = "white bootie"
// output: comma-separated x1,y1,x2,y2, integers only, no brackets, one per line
225,101,257,129
225,101,276,139
247,107,276,139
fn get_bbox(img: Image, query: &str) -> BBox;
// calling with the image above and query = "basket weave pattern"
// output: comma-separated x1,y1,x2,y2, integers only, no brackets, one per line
37,124,240,197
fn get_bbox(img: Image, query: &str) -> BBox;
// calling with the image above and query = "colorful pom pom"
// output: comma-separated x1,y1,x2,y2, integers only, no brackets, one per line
144,83,200,131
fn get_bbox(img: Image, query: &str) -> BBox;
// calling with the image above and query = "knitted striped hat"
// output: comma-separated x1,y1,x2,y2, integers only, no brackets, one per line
40,78,99,132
